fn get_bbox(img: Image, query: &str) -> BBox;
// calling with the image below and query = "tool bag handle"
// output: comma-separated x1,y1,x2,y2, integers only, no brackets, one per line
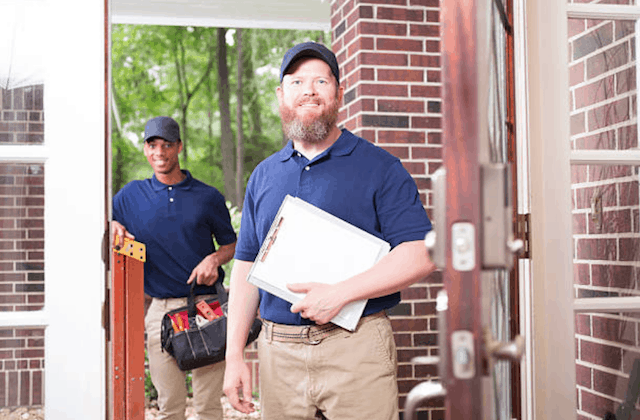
186,279,228,319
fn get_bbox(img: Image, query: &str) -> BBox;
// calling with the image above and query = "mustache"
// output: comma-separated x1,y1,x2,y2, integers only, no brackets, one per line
297,98,320,106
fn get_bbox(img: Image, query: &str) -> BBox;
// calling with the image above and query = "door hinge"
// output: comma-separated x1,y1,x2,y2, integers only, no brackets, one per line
516,213,531,259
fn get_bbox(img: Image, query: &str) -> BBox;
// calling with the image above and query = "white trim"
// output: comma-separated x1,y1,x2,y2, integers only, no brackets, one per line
111,0,330,30
570,150,640,165
43,0,106,417
0,146,49,161
574,297,640,313
0,310,47,328
525,0,577,418
567,4,640,20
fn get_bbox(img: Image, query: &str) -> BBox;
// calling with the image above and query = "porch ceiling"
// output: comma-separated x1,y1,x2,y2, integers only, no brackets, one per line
110,0,331,30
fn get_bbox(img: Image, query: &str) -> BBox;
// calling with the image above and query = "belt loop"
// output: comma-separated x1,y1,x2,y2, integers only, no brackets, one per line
265,321,273,343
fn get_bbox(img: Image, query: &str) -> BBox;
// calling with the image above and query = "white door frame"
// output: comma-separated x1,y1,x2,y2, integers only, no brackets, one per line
518,0,577,418
0,0,107,418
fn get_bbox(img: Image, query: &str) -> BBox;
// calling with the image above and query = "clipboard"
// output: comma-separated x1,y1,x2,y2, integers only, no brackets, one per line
247,195,390,331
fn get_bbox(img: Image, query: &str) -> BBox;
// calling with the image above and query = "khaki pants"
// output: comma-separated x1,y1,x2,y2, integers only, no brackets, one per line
145,297,225,420
258,312,400,420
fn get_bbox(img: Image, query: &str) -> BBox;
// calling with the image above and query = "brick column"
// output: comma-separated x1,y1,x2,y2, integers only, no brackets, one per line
330,0,444,418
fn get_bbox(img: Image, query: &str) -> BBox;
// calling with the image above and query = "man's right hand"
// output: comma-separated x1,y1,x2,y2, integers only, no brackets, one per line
111,220,135,250
223,357,255,414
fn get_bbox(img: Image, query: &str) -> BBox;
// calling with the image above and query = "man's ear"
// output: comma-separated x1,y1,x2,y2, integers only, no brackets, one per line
177,141,184,153
276,85,283,105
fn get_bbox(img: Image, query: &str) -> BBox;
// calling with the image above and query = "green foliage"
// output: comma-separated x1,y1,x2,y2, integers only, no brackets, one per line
218,202,242,288
111,25,329,202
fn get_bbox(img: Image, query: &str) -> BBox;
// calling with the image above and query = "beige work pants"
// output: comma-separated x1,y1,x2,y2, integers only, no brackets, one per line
145,297,225,420
258,312,400,420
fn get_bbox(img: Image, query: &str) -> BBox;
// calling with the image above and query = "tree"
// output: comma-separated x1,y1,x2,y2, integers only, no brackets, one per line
217,27,236,205
235,28,245,209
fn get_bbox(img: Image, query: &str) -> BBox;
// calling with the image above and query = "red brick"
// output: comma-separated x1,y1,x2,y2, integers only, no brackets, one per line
360,83,408,97
410,24,440,38
576,238,616,260
620,238,640,261
587,43,629,80
348,98,376,115
401,161,426,175
379,130,425,144
382,146,410,160
360,21,407,37
377,7,424,22
616,66,636,94
360,51,408,67
576,363,592,388
589,209,632,235
411,116,441,129
410,0,439,6
620,181,639,206
618,124,638,149
7,371,17,406
573,213,587,235
0,251,25,261
574,75,614,109
580,340,622,370
20,371,29,405
411,85,441,98
414,302,436,316
588,98,630,131
571,112,586,135
411,54,439,68
32,370,42,405
580,388,615,418
426,10,439,23
358,0,406,5
378,69,423,82
576,314,591,336
377,38,423,52
393,333,413,348
401,286,427,300
378,99,424,113
412,146,441,159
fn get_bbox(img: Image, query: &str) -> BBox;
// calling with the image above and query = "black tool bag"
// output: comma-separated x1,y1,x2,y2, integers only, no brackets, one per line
160,280,262,371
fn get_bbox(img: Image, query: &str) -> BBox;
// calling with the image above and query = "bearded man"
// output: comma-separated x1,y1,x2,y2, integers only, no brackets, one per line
223,42,436,420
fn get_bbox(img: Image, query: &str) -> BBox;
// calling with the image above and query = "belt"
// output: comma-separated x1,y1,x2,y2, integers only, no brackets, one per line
263,311,385,345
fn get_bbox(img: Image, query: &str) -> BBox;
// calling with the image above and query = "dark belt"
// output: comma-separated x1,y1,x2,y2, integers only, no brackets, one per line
262,311,385,345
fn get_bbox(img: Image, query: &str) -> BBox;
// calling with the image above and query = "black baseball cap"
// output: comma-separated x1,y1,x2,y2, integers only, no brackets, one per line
280,42,340,85
143,116,181,143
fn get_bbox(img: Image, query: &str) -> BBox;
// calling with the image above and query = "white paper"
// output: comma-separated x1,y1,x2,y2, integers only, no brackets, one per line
248,196,390,330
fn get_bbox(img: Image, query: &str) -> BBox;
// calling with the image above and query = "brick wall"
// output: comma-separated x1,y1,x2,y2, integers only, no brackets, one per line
330,0,443,418
0,86,45,144
0,86,46,410
569,14,640,419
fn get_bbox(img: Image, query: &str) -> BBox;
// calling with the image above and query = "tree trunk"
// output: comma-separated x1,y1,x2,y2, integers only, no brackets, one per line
217,27,236,205
235,28,245,210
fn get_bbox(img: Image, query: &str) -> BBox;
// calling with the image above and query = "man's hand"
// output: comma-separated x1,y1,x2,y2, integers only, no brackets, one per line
288,282,347,325
223,358,255,414
187,254,220,286
111,220,134,250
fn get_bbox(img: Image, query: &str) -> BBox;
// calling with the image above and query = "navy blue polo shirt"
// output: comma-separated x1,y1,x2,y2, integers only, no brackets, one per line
113,170,237,298
236,129,432,325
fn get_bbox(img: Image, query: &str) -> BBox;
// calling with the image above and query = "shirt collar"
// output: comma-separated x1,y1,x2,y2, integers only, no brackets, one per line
277,129,358,162
150,170,193,191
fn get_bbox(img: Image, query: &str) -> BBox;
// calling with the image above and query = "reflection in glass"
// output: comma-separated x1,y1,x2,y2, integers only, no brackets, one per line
569,14,640,418
569,18,637,151
576,312,640,418
0,162,45,311
572,164,640,298
487,1,512,419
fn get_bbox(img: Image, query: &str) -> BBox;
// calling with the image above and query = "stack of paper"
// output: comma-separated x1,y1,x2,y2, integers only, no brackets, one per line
247,195,390,331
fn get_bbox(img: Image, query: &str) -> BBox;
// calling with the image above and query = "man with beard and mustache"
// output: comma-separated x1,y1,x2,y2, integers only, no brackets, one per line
112,116,237,420
223,42,436,420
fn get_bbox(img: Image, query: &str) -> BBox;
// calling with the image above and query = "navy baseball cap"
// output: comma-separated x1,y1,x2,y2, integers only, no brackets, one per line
280,42,340,85
143,116,181,142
